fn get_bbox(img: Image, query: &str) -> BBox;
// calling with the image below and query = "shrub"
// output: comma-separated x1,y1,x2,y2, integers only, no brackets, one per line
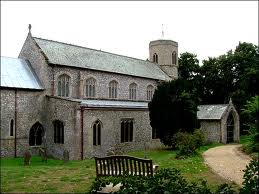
215,183,235,194
192,129,206,149
240,158,259,194
89,168,234,194
173,129,205,158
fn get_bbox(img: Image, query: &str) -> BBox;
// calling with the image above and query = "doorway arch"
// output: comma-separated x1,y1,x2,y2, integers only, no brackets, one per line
226,113,234,143
29,122,44,146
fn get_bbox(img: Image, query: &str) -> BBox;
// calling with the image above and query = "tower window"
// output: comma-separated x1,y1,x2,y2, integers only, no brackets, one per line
121,119,133,143
153,53,158,63
93,120,102,146
10,119,14,136
172,51,177,65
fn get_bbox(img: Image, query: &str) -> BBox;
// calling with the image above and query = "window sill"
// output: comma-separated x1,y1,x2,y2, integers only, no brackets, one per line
29,145,42,148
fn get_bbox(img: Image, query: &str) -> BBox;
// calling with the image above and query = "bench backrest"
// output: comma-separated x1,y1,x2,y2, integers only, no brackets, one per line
95,155,153,177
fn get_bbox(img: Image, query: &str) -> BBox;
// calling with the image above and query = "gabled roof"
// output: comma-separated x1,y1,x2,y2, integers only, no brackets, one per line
80,99,148,109
197,104,228,120
33,37,171,81
1,56,43,90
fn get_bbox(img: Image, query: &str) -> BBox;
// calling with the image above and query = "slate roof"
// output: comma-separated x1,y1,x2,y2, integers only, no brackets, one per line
197,104,228,120
1,56,43,90
80,99,148,109
33,37,171,81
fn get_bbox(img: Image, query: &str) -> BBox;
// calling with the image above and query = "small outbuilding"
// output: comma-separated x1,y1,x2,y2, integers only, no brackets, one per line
197,100,240,144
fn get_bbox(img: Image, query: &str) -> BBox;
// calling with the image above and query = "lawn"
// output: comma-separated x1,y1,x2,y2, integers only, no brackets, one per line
1,143,238,193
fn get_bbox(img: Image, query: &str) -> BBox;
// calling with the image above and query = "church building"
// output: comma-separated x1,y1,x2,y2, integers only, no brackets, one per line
1,26,179,160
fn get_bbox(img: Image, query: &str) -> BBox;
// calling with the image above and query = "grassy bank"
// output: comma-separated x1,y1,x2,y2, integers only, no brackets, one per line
1,143,238,193
239,135,258,158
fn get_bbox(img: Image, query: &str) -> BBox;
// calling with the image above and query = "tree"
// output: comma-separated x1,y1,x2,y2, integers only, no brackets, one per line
241,96,259,152
149,79,198,146
178,52,200,80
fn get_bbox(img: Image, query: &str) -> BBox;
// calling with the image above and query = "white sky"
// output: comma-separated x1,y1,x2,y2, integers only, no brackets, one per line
1,1,258,64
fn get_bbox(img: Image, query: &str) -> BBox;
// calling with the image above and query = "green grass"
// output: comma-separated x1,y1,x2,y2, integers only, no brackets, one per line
1,143,238,193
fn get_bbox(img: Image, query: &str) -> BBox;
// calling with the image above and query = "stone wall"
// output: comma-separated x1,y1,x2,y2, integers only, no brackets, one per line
82,108,156,158
45,97,162,160
0,89,45,157
45,96,81,160
200,120,221,143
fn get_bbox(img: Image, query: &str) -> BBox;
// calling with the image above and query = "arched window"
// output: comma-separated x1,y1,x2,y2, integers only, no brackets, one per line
172,51,177,65
85,77,96,98
121,119,133,143
10,119,14,136
53,120,64,144
29,122,44,146
147,85,154,101
153,53,158,63
129,83,137,100
93,120,102,146
57,74,70,97
109,80,118,99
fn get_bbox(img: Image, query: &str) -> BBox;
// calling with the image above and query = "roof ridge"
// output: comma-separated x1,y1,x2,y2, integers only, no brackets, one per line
198,104,228,106
33,36,155,65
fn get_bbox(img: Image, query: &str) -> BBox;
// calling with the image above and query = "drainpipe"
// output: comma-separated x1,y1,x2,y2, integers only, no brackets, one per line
14,89,18,157
80,107,84,160
51,66,55,96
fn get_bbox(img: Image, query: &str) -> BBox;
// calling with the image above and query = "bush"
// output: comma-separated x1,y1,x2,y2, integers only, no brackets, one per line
89,168,234,194
240,158,259,194
173,129,205,158
192,129,206,149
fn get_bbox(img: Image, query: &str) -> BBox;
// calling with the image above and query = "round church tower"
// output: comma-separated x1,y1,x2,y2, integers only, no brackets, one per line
149,39,178,79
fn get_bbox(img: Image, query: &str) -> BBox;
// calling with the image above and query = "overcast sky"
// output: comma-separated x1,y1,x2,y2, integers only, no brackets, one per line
1,1,258,64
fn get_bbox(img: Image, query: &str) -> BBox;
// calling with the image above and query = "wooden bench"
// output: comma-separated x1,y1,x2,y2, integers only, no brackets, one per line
95,155,158,177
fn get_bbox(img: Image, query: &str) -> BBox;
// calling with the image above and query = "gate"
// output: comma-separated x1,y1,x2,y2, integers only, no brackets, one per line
227,113,234,143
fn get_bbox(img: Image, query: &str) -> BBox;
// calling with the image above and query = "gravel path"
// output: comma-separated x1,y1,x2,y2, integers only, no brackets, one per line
202,144,252,186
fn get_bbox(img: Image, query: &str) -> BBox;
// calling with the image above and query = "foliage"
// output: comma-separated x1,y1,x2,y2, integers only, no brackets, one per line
180,42,259,133
193,129,206,149
90,168,235,194
178,52,200,80
241,95,259,132
149,79,198,146
173,129,205,158
240,158,259,194
215,183,236,194
241,96,259,153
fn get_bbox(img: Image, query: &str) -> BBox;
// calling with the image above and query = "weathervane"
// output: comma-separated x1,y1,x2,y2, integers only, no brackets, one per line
161,24,164,39
28,24,32,34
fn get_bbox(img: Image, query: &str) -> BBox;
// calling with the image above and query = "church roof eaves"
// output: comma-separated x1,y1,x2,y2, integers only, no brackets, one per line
33,37,171,81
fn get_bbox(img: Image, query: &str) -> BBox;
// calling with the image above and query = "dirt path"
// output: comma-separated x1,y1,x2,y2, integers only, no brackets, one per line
202,144,252,186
